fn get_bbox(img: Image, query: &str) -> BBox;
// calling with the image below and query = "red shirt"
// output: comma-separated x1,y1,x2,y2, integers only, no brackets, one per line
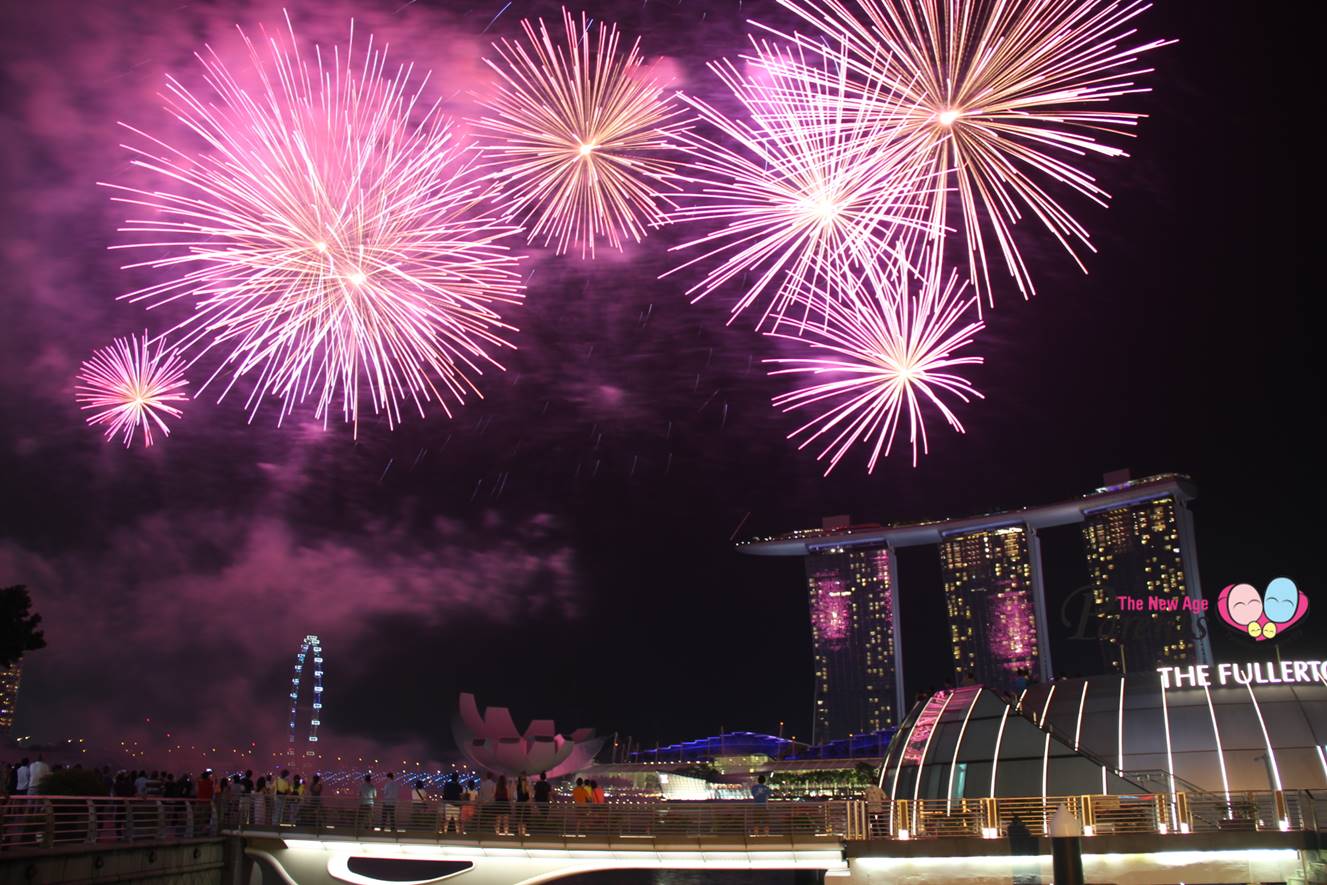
196,779,215,801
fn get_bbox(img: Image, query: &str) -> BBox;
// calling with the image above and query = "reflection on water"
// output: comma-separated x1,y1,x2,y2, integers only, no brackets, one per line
559,872,824,884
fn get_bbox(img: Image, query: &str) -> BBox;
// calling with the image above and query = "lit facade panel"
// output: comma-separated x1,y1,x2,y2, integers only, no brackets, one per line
0,662,19,734
939,527,1041,692
1083,494,1207,672
806,546,899,743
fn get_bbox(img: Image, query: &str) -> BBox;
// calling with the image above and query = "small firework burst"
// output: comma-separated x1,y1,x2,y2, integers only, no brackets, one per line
75,332,190,447
473,7,689,257
768,254,984,474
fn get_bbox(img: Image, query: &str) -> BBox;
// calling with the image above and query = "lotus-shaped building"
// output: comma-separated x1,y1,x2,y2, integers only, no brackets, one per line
452,693,605,778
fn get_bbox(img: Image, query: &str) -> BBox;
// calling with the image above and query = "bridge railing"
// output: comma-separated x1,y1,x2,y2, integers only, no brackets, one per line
0,796,215,854
865,789,1314,840
222,796,861,843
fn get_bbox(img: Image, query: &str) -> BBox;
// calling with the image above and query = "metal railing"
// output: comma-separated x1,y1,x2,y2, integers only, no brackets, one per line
0,796,215,854
864,790,1316,839
2,790,1318,854
221,796,860,844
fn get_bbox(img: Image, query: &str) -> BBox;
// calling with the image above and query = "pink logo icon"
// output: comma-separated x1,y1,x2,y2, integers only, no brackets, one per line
1217,578,1308,641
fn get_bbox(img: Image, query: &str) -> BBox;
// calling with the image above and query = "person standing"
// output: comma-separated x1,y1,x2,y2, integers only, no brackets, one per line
532,772,552,835
591,780,605,804
750,774,771,836
14,759,30,795
477,772,497,833
274,770,291,825
515,773,531,836
307,774,324,828
27,757,50,795
863,780,885,837
494,775,511,835
358,774,376,831
441,772,462,834
409,779,429,830
381,772,399,831
252,777,269,825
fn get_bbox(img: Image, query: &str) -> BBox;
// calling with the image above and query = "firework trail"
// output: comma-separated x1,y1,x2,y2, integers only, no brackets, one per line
767,253,984,474
665,38,927,331
75,332,190,447
762,0,1171,303
473,7,689,257
101,14,525,433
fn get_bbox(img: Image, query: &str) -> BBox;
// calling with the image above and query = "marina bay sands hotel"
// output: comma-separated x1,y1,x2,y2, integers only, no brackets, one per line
737,473,1212,744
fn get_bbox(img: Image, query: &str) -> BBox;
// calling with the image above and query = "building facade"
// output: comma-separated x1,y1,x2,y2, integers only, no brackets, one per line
739,474,1213,719
1083,492,1207,672
0,661,20,736
805,545,901,743
939,527,1042,692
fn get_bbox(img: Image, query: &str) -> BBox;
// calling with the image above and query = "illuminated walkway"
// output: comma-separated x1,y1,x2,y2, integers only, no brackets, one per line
2,794,1322,883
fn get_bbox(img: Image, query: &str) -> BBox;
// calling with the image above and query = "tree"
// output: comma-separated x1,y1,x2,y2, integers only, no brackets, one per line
0,585,46,668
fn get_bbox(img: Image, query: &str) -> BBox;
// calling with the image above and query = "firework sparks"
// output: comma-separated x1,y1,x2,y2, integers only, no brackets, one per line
75,332,190,447
665,38,926,331
473,7,688,257
763,0,1172,303
768,255,984,473
101,14,525,433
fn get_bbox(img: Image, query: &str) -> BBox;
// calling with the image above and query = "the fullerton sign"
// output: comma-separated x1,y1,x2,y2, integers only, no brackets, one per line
1157,661,1327,689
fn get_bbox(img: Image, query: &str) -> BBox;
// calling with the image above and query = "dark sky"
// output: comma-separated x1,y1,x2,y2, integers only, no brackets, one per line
0,0,1313,766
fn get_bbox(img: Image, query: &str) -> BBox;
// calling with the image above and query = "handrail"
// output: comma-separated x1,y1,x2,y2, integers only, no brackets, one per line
0,796,215,855
220,796,855,846
1,789,1317,853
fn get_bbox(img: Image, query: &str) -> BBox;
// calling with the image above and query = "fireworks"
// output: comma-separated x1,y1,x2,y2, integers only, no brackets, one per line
767,256,984,473
101,15,524,433
666,39,926,330
764,0,1171,302
75,333,190,447
473,8,688,257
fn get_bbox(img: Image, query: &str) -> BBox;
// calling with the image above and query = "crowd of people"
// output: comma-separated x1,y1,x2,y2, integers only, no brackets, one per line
2,757,52,796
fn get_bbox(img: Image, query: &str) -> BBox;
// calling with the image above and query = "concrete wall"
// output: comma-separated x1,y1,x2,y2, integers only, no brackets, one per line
0,838,225,885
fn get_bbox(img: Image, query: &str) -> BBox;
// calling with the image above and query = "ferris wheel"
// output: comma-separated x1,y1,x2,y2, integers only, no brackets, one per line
288,634,324,753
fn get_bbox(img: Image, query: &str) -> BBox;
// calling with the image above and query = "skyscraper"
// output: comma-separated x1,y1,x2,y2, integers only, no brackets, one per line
805,544,901,743
0,660,21,736
1083,491,1209,672
939,527,1043,692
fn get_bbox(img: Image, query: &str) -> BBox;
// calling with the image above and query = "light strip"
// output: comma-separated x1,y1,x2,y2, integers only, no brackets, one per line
1246,684,1283,791
946,690,979,812
1202,684,1231,800
1073,682,1089,751
281,840,845,867
989,705,1010,796
1159,679,1178,825
1041,731,1052,818
851,848,1298,870
1039,684,1057,728
1316,745,1327,784
1116,677,1126,774
912,691,955,832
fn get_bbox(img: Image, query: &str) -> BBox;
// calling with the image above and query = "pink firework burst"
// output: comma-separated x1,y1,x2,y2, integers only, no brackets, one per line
75,332,190,447
768,255,985,474
665,38,927,331
763,0,1172,303
472,8,689,257
101,14,525,433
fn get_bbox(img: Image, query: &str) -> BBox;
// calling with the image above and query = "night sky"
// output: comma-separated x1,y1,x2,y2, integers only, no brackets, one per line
0,0,1313,765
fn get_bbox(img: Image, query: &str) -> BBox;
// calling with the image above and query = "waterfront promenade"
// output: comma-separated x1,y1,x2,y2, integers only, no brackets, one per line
3,790,1325,883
